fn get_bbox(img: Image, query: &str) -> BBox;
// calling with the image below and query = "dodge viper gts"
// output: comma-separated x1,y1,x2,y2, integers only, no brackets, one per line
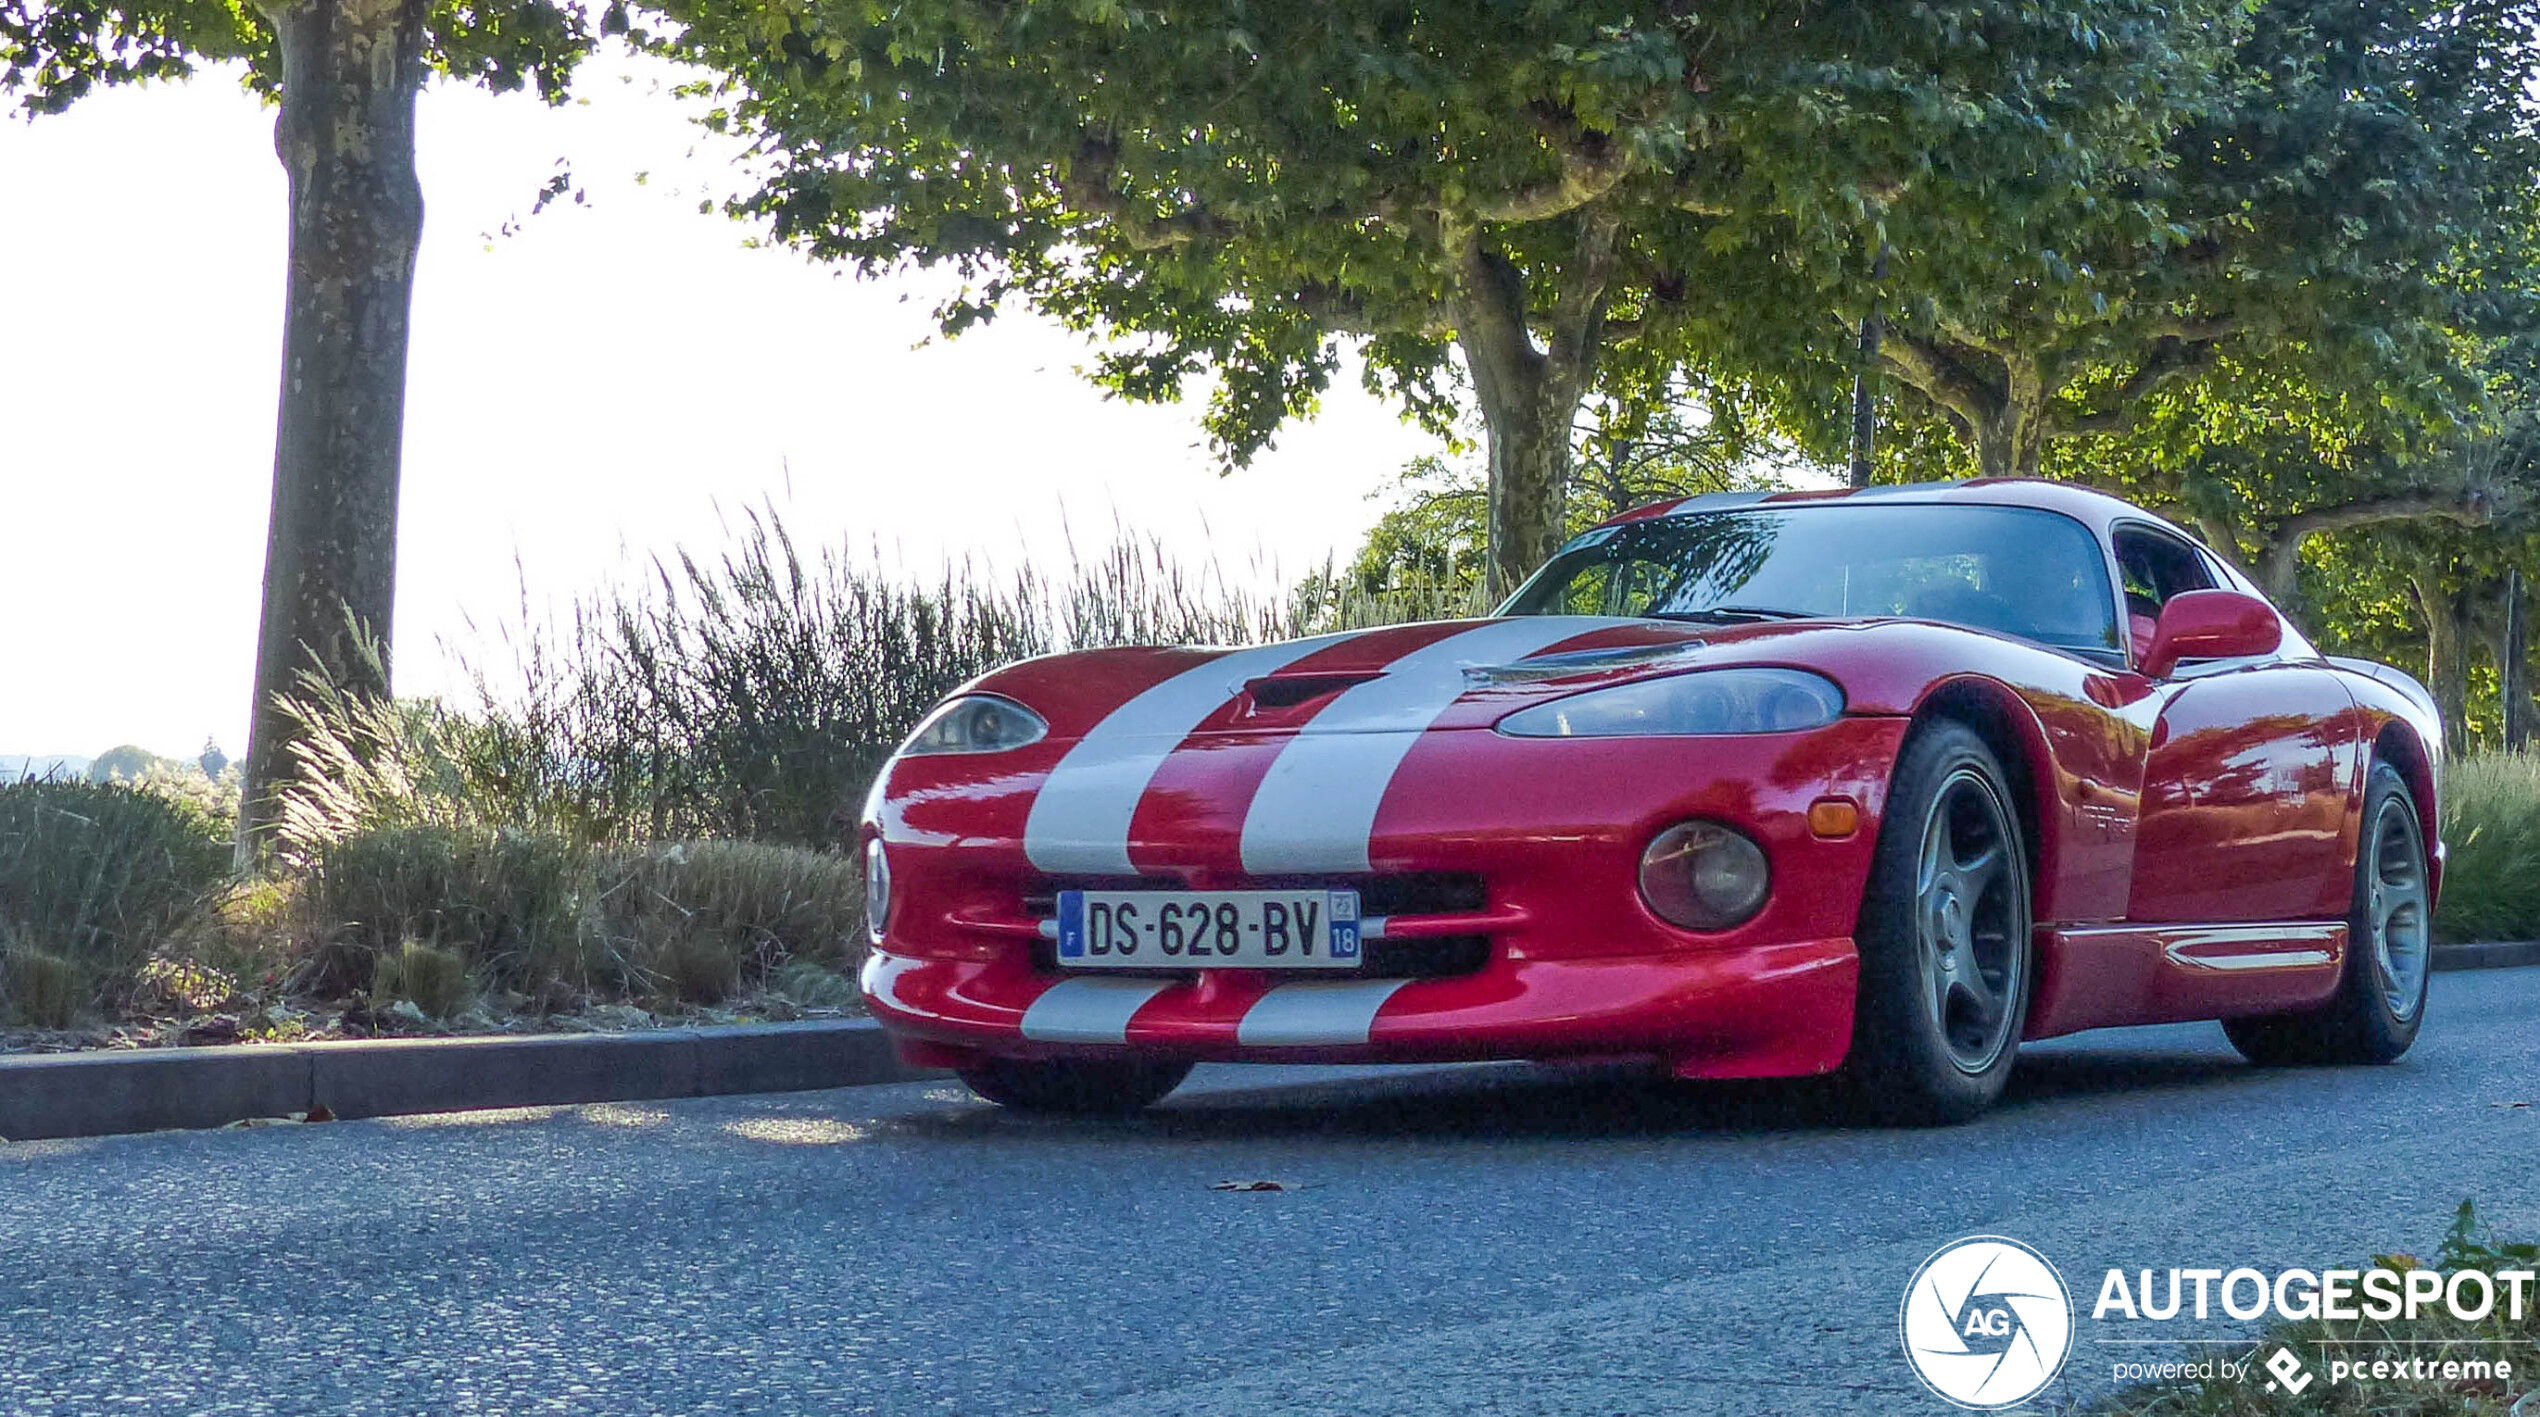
856,479,2445,1123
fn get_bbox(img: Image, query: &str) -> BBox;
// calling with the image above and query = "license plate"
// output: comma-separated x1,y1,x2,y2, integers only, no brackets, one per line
1055,889,1362,970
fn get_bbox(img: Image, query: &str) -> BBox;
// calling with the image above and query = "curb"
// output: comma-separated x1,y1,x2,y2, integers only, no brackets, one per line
0,1019,940,1143
2432,940,2540,971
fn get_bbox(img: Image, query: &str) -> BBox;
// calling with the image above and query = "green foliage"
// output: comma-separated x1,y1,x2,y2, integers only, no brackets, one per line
0,778,228,1024
1835,0,2540,490
1342,425,1789,604
84,744,169,783
2429,752,2540,944
0,0,601,115
0,942,78,1029
293,822,597,997
661,0,2225,586
371,940,471,1020
590,840,863,1005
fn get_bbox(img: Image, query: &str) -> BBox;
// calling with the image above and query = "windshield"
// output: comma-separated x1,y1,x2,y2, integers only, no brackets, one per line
1503,503,2122,661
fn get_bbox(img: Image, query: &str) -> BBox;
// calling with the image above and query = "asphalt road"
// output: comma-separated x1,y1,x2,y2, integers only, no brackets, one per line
3,968,2535,1417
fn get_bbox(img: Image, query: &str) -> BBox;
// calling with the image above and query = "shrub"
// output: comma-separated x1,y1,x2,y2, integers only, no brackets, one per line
0,779,228,1023
590,840,865,1005
293,823,599,997
2431,751,2540,943
372,941,471,1020
0,937,80,1029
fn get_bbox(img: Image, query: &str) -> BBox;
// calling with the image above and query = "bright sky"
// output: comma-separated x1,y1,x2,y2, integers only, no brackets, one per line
0,57,1445,761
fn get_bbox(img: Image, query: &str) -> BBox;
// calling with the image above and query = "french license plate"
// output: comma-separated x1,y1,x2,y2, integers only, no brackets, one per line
1055,889,1363,970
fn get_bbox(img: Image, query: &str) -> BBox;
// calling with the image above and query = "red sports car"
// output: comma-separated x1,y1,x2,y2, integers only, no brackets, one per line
856,480,2444,1122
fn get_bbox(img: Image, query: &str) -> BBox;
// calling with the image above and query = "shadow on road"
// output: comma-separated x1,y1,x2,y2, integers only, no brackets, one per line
872,1044,2268,1146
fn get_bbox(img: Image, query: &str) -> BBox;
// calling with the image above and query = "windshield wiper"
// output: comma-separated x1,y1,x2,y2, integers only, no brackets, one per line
1648,605,1817,624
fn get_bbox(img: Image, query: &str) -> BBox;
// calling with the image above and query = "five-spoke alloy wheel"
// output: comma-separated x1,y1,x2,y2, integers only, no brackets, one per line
2224,760,2430,1066
1846,719,2034,1124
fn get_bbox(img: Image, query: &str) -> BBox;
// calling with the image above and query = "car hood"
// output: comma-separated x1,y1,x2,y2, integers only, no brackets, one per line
970,615,1883,741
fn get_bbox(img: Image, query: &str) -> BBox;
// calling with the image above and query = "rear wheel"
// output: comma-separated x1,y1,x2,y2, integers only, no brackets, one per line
958,1056,1195,1114
2223,762,2429,1066
1844,721,2033,1125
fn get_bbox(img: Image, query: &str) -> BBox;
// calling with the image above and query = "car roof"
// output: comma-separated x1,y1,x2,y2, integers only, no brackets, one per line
1595,477,2187,544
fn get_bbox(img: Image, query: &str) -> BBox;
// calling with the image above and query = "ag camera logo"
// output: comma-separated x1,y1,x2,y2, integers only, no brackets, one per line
1901,1236,2074,1409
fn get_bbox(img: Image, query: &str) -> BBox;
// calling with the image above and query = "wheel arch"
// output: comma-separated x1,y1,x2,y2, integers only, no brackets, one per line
2369,719,2444,906
1907,677,2054,914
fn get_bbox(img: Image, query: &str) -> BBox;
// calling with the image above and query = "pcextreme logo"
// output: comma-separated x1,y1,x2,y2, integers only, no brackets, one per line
1900,1236,2076,1409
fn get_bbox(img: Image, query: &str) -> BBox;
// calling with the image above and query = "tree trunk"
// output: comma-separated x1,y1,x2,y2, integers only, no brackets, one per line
2410,571,2470,756
1848,247,1887,489
1465,358,1579,599
1968,395,2049,479
2507,569,2530,750
236,0,428,864
1445,210,1617,598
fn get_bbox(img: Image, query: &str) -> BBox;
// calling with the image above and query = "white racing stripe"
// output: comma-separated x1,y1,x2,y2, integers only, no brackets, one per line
1025,634,1356,875
1239,617,1624,874
1019,978,1173,1044
1236,980,1412,1047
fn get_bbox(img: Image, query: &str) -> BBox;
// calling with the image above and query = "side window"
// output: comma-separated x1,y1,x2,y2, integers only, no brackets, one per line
2112,527,2216,664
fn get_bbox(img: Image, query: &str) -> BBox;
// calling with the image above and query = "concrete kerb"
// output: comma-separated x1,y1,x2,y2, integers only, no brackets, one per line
0,1018,937,1143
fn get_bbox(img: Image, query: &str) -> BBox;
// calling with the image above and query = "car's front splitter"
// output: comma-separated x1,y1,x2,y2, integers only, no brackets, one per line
861,939,1859,1079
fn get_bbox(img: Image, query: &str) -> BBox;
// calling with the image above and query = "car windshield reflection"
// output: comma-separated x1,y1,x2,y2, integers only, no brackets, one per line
1502,504,2124,663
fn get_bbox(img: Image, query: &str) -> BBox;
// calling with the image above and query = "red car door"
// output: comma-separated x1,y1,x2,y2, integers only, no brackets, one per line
2118,526,2363,923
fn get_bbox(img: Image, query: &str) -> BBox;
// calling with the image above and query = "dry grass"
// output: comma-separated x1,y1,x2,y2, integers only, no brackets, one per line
0,778,229,1025
589,840,864,1006
2434,751,2540,944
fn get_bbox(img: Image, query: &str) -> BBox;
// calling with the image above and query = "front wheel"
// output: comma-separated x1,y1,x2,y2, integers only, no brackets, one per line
1843,720,2034,1125
958,1056,1195,1115
2224,761,2430,1067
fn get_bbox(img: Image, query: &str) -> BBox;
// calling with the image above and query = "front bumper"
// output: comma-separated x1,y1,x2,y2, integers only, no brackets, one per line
862,937,1859,1077
860,713,1909,1078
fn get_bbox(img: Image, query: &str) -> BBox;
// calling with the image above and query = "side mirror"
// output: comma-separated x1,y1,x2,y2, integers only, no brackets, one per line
2142,589,2283,679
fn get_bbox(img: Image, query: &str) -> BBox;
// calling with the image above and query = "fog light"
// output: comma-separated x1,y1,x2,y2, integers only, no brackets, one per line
1640,821,1769,930
864,838,891,941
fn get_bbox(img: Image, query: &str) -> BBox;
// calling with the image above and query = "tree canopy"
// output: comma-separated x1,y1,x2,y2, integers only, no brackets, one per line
665,0,2232,590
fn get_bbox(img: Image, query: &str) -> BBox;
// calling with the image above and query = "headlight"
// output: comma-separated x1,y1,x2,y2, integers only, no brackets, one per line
864,838,891,941
1640,821,1770,930
900,695,1049,755
1494,668,1843,737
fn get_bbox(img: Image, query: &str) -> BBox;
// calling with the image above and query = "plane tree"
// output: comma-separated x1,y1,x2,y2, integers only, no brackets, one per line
1834,0,2540,491
3,0,602,857
660,0,2226,592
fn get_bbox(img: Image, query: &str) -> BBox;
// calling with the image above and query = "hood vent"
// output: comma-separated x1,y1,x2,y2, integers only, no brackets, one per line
1461,639,1705,685
1241,671,1384,710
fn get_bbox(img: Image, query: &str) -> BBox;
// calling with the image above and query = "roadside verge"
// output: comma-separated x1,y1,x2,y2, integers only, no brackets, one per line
0,1019,941,1142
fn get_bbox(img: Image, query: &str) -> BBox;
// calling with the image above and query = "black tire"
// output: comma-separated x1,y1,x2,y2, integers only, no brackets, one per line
1843,720,2034,1125
2223,761,2430,1067
957,1056,1195,1114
